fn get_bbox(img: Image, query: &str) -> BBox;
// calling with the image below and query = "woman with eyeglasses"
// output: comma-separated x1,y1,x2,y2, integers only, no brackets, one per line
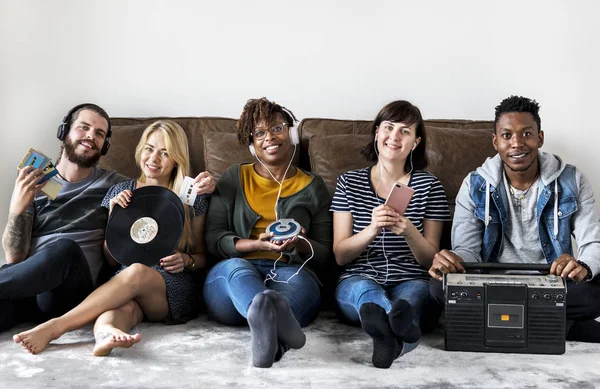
204,97,333,368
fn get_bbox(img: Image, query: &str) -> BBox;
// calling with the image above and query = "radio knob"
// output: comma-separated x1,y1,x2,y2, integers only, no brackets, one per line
546,275,558,283
555,293,565,302
459,291,469,299
531,293,540,300
543,293,552,301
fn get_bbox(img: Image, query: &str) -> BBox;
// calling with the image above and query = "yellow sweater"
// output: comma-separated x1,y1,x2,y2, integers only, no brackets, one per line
241,163,311,260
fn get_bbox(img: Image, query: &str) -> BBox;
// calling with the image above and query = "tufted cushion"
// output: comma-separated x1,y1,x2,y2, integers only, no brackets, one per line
202,132,255,181
309,134,373,196
97,123,147,179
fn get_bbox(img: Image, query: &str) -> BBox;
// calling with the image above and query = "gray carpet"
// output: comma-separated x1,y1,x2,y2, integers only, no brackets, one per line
1,312,598,389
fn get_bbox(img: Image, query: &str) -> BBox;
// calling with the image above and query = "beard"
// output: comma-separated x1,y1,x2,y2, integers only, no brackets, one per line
63,138,101,168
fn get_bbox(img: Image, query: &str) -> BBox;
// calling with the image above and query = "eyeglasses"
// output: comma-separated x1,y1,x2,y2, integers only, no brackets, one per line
253,123,287,140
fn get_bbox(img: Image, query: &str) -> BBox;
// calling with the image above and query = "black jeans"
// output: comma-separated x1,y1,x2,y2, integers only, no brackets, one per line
0,239,94,332
429,276,600,341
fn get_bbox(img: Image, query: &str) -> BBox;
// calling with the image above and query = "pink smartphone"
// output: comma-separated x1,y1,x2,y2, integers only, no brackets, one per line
384,183,415,215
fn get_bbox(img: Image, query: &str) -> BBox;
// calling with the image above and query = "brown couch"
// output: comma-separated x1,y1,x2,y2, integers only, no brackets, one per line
101,116,497,250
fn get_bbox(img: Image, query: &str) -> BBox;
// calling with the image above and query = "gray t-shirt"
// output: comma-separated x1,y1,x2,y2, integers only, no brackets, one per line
28,167,127,284
497,173,546,265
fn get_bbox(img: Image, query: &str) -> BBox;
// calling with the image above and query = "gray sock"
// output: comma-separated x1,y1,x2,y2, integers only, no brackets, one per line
263,289,306,350
247,292,278,368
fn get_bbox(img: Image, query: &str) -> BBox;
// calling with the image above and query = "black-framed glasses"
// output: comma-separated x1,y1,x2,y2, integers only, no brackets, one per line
253,123,287,140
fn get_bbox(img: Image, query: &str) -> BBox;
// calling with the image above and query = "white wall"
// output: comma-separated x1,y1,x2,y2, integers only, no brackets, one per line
1,0,599,262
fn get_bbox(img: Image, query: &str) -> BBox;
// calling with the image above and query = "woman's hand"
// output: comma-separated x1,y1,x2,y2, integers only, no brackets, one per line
388,215,417,237
160,252,187,273
194,171,215,195
253,232,298,253
367,204,400,236
109,190,133,214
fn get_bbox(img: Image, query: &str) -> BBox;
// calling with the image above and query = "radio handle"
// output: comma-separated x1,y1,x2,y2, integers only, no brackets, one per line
461,262,551,272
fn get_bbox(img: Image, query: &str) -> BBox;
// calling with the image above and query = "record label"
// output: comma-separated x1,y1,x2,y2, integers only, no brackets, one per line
130,217,159,244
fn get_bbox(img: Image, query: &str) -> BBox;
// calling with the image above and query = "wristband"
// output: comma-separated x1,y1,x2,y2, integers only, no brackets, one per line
576,260,593,280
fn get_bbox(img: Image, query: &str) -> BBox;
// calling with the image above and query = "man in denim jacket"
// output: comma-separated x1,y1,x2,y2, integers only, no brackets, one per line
429,95,600,342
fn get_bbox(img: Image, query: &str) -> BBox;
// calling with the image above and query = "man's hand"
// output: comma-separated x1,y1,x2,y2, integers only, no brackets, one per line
9,166,47,215
550,254,589,282
428,249,466,281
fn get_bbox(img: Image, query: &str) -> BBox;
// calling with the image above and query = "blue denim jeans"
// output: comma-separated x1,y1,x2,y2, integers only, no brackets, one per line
0,239,93,332
335,276,440,355
203,258,321,327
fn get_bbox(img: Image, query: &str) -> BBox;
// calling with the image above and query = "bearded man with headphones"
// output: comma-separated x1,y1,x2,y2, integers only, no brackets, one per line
1,103,127,333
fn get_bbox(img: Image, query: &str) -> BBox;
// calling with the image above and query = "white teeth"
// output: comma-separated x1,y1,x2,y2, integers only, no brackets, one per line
266,145,280,151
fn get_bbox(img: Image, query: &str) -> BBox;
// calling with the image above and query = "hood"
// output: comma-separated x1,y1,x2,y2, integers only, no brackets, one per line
475,150,565,188
477,150,565,238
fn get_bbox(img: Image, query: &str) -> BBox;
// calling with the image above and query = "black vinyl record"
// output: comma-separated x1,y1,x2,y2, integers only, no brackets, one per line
106,186,185,267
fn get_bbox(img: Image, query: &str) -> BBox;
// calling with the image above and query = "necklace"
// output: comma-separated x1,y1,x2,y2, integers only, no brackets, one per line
507,173,539,200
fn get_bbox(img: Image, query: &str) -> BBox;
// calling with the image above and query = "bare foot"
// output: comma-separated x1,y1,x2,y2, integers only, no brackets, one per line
92,326,141,357
13,319,62,355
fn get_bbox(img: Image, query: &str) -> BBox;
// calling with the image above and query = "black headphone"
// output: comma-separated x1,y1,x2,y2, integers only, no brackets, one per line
57,103,112,155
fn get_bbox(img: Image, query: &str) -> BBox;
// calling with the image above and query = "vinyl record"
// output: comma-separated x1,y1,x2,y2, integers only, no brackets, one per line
106,186,185,267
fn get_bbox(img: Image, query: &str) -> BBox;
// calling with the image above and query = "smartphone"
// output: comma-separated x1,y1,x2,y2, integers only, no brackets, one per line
384,183,415,215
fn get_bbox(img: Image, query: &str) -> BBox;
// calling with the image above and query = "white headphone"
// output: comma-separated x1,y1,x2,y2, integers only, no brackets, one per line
249,126,299,156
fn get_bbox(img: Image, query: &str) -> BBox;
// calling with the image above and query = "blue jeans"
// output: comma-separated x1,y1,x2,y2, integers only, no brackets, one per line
0,239,93,332
203,258,321,327
335,276,435,327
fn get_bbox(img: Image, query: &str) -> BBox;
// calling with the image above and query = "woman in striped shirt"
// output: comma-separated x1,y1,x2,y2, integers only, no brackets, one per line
331,101,450,368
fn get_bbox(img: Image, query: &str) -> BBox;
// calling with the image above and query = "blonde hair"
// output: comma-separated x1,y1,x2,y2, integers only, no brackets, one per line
135,120,194,252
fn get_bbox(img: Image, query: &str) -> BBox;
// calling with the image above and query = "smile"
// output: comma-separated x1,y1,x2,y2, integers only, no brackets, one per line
78,141,96,150
508,151,530,160
145,164,161,171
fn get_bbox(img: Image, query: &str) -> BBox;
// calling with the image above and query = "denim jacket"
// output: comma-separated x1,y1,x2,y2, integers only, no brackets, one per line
452,151,600,278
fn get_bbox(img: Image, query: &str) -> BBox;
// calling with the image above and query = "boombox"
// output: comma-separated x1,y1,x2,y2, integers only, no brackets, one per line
444,263,566,355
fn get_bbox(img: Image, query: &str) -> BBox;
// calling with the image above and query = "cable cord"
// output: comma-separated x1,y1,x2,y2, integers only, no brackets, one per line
264,235,315,284
254,144,315,284
362,143,413,285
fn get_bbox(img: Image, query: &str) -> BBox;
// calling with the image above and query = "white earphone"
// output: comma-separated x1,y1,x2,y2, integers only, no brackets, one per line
249,126,299,156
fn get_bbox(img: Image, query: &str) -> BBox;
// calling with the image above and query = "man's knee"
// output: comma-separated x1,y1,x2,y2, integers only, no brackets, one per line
429,278,445,308
43,239,86,267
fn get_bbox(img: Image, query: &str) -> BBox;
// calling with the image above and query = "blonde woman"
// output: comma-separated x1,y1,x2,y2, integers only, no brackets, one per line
13,120,214,355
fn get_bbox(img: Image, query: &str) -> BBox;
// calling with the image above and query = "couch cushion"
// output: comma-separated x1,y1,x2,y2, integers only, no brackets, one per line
97,123,147,179
425,126,495,208
308,127,496,208
309,134,373,196
110,117,239,175
203,132,255,181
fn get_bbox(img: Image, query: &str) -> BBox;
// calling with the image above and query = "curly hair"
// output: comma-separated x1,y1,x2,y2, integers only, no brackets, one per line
494,95,541,131
236,97,298,146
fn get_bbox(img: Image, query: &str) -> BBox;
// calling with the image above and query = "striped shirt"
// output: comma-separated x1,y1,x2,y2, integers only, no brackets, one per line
330,167,451,284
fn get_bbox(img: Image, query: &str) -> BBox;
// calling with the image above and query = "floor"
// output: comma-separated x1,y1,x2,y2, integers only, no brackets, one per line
1,312,598,389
